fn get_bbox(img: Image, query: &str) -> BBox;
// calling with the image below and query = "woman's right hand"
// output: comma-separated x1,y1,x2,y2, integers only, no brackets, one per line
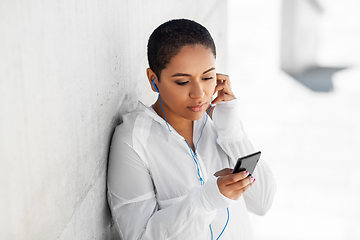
215,168,255,200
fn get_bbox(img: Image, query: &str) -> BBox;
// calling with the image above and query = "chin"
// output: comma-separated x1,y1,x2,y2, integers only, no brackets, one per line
185,110,207,121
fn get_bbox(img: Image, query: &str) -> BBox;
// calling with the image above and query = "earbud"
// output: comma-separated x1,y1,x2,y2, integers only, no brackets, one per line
152,79,159,93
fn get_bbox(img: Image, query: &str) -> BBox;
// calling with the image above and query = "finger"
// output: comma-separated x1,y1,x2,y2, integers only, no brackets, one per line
213,81,230,94
250,176,256,186
213,82,225,95
216,82,235,97
214,168,233,177
212,79,236,104
228,175,253,189
216,73,231,86
211,93,236,105
219,176,254,200
218,171,250,186
212,89,236,105
233,180,253,197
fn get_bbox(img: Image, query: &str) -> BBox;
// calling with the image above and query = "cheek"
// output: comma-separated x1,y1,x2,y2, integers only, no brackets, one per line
206,80,216,94
163,87,187,103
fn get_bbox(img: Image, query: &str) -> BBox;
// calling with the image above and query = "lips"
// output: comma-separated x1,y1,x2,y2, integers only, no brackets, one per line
187,103,206,112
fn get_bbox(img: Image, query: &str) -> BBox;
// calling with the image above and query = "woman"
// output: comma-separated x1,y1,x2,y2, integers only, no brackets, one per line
107,19,276,240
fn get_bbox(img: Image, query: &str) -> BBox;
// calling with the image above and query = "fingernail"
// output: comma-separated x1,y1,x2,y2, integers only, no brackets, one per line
246,171,249,175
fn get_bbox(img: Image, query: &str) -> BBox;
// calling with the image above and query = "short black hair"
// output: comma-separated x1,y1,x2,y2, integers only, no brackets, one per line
147,19,216,80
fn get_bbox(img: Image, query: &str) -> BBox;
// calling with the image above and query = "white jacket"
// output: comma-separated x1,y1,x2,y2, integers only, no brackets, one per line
107,99,276,240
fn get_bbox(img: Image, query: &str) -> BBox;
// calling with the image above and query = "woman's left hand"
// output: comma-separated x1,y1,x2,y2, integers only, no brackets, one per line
207,73,236,117
211,73,236,105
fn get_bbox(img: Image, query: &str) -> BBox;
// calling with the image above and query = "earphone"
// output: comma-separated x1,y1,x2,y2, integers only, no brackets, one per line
152,78,229,239
184,106,229,240
152,79,159,93
153,78,171,132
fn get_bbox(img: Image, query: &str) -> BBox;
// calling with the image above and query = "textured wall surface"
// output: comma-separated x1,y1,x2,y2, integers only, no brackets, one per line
0,1,227,239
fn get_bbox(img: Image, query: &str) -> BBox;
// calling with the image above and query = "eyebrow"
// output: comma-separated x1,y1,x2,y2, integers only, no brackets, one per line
171,67,215,77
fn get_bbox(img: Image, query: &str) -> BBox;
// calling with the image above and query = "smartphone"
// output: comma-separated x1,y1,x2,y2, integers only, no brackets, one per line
232,151,261,175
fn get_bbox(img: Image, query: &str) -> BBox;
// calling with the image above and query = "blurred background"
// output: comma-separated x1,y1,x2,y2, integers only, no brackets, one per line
226,1,360,239
1,0,359,239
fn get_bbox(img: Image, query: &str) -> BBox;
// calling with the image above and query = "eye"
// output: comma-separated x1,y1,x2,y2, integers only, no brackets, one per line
202,77,213,80
176,81,189,86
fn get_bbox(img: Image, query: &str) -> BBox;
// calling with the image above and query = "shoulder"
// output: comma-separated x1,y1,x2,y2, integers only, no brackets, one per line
112,105,153,148
109,104,155,169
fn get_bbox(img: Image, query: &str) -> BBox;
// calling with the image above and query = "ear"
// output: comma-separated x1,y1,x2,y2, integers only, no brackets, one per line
147,68,158,93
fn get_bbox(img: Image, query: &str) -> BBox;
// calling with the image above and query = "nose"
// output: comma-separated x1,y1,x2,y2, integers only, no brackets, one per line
189,82,205,99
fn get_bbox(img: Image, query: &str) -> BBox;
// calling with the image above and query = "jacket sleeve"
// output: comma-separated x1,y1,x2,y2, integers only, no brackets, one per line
107,127,235,240
212,99,276,216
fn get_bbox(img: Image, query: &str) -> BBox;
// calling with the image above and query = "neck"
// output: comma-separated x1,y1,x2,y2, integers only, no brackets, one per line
153,99,195,151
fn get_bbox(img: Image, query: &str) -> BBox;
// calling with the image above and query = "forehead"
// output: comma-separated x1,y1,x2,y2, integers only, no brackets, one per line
163,45,216,75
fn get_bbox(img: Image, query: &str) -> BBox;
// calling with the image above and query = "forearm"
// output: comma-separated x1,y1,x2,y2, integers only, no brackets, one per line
212,99,254,163
108,176,234,240
212,99,276,215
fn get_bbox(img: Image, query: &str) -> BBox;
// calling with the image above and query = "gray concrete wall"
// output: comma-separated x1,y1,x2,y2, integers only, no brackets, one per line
0,1,227,239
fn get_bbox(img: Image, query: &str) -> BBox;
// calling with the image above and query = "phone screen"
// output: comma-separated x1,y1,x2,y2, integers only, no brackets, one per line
232,151,261,175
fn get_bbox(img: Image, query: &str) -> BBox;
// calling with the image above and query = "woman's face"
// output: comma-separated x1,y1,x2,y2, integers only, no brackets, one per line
156,44,216,122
